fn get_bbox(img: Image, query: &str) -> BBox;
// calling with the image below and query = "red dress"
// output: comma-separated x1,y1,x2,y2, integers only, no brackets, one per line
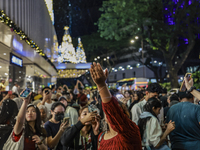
12,130,35,150
98,97,142,150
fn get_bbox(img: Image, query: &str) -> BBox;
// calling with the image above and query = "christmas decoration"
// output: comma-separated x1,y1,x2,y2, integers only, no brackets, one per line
58,69,88,78
76,38,87,63
0,10,57,72
58,26,77,64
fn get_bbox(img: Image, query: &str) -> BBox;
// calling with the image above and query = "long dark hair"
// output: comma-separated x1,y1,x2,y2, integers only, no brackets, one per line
24,105,47,139
138,97,162,139
0,99,19,149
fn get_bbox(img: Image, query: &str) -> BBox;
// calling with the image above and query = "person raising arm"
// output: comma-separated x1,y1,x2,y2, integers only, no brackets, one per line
13,92,47,150
90,62,142,150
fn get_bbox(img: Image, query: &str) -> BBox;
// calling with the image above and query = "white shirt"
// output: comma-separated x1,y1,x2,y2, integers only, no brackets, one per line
131,99,164,125
131,99,147,124
12,85,19,95
142,117,162,147
44,101,55,120
64,106,78,126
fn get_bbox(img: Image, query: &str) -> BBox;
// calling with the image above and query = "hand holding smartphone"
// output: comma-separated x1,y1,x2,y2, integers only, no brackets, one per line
63,117,70,125
20,88,31,98
180,73,192,92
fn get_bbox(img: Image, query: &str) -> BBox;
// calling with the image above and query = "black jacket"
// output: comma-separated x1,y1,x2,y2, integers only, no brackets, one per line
61,121,98,150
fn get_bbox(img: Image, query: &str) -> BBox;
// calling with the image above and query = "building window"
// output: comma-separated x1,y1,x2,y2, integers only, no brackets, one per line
114,74,117,80
123,73,125,78
133,71,136,77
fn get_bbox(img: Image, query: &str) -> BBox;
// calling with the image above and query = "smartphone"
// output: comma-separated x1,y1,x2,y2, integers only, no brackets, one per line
45,89,50,95
63,117,70,124
115,94,124,101
20,88,31,98
180,73,192,92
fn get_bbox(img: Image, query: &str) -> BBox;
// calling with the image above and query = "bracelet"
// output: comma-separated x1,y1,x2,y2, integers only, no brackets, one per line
98,84,108,93
37,141,43,145
187,86,196,93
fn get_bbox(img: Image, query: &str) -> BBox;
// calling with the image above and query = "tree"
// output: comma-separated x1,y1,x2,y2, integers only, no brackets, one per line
97,0,200,88
131,48,167,83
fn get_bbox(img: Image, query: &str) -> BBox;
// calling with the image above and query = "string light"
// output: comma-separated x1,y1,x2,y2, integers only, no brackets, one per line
0,10,57,72
58,69,88,78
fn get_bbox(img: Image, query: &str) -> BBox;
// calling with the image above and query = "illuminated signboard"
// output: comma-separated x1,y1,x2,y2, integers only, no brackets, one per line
10,53,23,67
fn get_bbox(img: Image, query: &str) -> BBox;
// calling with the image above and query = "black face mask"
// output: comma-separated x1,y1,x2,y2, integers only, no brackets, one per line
54,113,64,122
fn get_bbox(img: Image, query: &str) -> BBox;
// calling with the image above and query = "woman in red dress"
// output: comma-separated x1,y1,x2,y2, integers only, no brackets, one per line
90,62,142,150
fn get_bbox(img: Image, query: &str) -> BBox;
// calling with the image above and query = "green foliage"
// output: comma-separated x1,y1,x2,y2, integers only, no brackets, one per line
192,71,200,89
160,82,171,91
98,0,200,53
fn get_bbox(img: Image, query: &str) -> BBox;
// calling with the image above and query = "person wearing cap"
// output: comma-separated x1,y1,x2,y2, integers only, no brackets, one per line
12,82,20,96
59,95,78,126
0,79,6,93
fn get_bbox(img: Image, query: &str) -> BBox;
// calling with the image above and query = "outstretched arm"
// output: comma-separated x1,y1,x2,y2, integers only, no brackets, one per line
184,77,200,100
90,62,111,103
14,92,32,135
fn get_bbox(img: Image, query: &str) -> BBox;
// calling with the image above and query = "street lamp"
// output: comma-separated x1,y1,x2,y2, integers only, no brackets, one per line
104,58,106,61
94,58,97,61
130,39,135,43
135,36,139,39
107,56,110,59
97,56,100,59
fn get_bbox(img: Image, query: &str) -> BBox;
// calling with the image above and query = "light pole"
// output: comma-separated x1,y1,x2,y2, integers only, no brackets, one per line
130,36,145,78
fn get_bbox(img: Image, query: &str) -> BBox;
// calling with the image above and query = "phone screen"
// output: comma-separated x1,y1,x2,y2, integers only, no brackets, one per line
180,73,192,92
63,117,70,124
87,94,90,99
116,94,124,101
20,88,31,97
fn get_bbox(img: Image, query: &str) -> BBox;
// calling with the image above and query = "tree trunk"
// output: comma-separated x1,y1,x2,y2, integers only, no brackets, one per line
168,69,179,88
164,55,179,88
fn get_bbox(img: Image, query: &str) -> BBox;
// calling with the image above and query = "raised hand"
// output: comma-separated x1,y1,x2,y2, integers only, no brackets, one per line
19,90,32,103
184,77,193,91
90,62,108,87
59,120,69,132
80,111,97,125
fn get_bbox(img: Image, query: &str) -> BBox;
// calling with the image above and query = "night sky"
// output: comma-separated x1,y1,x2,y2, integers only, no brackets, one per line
53,0,103,45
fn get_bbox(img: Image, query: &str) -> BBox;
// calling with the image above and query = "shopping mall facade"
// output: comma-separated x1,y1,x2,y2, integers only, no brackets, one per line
0,0,58,92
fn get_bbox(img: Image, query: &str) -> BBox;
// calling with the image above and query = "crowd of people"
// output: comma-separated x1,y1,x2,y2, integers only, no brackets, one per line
0,62,200,150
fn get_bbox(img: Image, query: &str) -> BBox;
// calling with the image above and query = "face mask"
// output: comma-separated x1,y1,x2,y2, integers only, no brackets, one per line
54,113,64,122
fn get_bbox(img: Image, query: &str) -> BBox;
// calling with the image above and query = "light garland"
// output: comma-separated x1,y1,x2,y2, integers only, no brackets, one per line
58,69,87,78
0,10,57,72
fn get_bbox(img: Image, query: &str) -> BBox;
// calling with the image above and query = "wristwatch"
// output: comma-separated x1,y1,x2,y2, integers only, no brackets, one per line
187,86,196,93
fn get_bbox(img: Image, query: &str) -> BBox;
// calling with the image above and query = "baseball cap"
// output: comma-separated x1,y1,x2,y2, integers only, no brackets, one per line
58,96,67,101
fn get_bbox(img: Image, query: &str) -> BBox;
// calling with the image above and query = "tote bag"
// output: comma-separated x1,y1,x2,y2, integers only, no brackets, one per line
3,129,24,150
